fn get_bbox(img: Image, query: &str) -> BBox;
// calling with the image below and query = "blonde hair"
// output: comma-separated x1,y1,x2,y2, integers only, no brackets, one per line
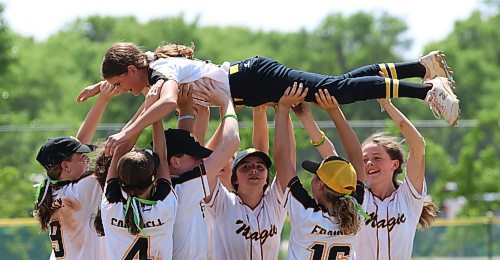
324,185,360,235
155,42,195,59
418,200,439,229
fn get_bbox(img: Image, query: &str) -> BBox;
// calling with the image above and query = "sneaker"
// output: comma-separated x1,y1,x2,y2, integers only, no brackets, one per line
419,50,455,83
424,77,460,126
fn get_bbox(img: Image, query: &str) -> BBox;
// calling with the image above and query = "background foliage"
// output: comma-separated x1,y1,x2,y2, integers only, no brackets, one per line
0,1,499,258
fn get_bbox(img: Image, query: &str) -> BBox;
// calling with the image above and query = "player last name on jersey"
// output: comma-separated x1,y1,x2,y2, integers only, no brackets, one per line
235,219,278,245
365,212,406,232
111,218,165,228
311,225,345,236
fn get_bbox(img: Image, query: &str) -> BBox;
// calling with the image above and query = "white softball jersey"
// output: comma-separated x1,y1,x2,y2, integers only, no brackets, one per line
171,166,211,260
101,181,177,260
203,177,286,260
283,177,358,260
149,57,231,107
357,175,426,260
47,174,102,260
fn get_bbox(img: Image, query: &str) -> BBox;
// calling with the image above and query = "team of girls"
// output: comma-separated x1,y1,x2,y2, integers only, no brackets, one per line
33,41,444,259
76,41,459,158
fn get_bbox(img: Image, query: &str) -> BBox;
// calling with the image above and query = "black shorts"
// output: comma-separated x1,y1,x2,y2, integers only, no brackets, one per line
228,56,340,107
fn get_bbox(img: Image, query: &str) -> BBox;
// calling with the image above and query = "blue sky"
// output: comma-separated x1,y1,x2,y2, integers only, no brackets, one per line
2,0,480,58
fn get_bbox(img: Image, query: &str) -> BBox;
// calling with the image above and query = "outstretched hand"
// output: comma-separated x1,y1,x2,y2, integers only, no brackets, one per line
76,81,105,102
177,83,194,112
278,82,308,108
144,80,164,110
104,131,128,156
99,81,121,101
314,89,339,111
195,78,230,106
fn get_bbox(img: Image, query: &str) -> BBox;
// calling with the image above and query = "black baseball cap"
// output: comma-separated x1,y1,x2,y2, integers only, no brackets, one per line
231,148,272,174
164,128,212,159
36,136,93,169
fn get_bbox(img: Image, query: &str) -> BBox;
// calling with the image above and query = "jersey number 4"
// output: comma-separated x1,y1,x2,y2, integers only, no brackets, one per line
308,242,351,260
49,221,65,258
124,236,151,260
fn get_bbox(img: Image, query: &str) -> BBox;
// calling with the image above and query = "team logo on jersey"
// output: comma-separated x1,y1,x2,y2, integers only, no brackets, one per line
364,212,406,232
51,198,63,211
235,219,278,245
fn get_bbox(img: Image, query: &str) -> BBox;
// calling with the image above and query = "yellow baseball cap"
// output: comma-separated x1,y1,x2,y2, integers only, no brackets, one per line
302,156,357,195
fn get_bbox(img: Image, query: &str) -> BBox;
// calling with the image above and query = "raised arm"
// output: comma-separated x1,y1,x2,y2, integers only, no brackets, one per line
378,99,426,193
105,80,178,155
177,84,195,132
76,80,105,103
106,80,164,182
193,104,210,145
152,119,170,181
196,82,240,201
76,81,120,144
274,83,308,192
292,101,336,158
316,89,365,182
252,105,269,154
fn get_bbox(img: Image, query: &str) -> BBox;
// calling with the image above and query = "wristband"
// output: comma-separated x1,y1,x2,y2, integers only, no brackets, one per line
222,113,238,121
178,114,195,121
311,130,326,147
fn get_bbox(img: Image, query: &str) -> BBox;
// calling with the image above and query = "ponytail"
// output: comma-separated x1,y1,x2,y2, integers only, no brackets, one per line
324,187,360,235
155,43,195,60
93,208,105,236
418,199,439,229
33,178,55,231
123,197,157,235
33,161,66,231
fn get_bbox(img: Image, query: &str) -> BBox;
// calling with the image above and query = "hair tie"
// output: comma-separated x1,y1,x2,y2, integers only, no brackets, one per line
144,51,156,63
35,177,52,207
123,196,158,235
343,194,371,220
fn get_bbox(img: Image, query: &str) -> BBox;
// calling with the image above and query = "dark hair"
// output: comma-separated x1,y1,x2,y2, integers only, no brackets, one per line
93,151,112,190
323,185,360,235
117,149,155,235
91,147,112,236
101,42,148,79
33,154,71,231
93,209,105,237
101,42,196,79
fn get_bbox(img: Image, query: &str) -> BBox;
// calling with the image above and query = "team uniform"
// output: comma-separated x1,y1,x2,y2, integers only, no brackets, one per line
357,175,426,260
149,58,231,107
47,173,102,260
149,56,431,107
170,165,211,260
283,176,358,260
202,177,286,260
101,179,177,260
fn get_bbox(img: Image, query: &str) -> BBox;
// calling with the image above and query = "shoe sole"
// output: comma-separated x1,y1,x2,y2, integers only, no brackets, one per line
422,51,456,89
433,51,455,87
439,77,460,126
